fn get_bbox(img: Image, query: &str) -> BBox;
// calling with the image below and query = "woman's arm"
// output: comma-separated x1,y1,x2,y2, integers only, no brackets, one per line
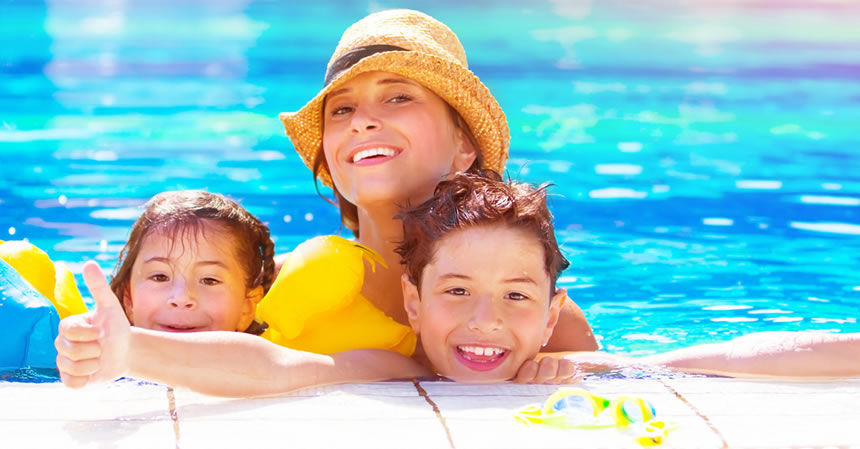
641,331,860,379
542,297,598,352
546,332,860,379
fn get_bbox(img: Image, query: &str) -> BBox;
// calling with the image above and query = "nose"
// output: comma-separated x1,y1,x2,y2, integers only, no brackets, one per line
168,280,196,310
468,295,503,334
350,104,381,134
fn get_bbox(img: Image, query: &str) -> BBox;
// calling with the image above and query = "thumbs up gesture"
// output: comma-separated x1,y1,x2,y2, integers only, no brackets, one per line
55,261,131,388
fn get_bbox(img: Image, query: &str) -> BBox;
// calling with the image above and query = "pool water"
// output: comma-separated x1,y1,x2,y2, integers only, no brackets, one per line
2,0,858,362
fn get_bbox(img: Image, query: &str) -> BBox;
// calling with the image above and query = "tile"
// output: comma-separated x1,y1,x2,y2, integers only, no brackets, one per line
418,381,562,398
174,381,434,421
173,380,422,405
175,394,435,421
711,415,860,447
665,378,860,395
418,379,671,398
424,380,693,418
0,419,175,449
177,418,450,449
441,414,722,449
428,383,715,449
681,391,860,417
0,380,171,421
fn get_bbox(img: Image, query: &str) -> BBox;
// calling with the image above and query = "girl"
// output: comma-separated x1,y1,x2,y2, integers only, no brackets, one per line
108,190,274,334
275,8,596,352
55,190,430,395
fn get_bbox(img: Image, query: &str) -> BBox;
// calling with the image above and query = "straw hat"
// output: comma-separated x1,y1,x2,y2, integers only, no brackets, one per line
279,9,510,188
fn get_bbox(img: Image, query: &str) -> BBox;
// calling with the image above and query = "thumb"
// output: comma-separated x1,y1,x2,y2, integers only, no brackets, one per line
82,260,122,315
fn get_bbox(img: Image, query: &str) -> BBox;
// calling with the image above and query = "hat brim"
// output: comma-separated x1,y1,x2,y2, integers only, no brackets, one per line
279,51,509,188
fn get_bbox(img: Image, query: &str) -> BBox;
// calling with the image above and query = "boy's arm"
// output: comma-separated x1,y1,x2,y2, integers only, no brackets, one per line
56,262,429,397
640,331,860,378
542,297,598,352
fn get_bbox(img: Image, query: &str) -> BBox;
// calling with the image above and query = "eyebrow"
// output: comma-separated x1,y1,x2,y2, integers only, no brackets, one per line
142,257,229,269
436,273,539,286
326,77,419,101
502,276,539,286
437,273,472,281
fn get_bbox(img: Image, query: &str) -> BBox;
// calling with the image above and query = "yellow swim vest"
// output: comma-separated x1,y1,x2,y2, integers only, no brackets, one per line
256,235,417,357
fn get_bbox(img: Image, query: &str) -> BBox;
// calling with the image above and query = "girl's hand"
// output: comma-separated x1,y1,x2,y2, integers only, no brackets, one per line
55,261,131,388
513,356,580,384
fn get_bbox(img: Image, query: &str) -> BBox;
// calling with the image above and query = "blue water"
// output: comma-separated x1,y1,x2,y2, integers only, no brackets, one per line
2,0,859,366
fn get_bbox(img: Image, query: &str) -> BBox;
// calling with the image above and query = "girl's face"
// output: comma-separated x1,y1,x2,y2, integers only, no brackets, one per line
123,223,260,332
322,71,477,209
402,224,564,383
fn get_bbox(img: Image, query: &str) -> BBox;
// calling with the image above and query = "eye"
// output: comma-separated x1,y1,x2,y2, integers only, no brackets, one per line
201,277,221,286
330,105,353,116
506,291,529,301
387,94,412,104
445,287,469,296
149,273,169,282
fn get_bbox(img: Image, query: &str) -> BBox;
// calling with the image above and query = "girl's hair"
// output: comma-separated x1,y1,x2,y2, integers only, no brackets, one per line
313,103,484,237
109,190,276,315
394,170,569,293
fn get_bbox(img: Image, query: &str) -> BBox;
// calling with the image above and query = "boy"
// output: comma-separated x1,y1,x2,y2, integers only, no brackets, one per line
395,171,860,381
395,170,576,383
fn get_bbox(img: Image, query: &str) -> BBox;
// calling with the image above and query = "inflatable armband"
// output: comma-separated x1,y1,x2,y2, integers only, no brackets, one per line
257,235,417,356
0,240,88,319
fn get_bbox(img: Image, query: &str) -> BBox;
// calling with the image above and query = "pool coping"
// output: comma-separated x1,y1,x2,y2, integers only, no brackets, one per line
2,377,860,449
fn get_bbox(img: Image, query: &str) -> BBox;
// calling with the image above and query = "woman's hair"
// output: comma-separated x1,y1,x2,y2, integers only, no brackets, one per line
313,102,484,237
394,170,569,293
110,190,276,315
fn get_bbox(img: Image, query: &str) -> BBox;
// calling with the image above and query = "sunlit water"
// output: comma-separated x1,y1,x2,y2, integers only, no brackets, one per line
2,0,858,381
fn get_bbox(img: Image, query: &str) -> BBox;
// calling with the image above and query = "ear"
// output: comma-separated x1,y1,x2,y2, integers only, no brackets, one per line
237,285,264,332
542,288,566,347
401,273,422,335
450,126,477,173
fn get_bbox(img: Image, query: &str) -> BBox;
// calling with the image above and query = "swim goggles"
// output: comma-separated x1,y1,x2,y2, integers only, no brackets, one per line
514,388,677,446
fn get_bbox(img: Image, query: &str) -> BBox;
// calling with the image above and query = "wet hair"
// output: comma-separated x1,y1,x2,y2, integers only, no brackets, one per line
313,94,483,237
109,190,275,321
394,170,569,293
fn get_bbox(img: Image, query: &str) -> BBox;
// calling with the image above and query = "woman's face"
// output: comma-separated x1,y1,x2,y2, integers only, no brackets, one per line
322,71,476,210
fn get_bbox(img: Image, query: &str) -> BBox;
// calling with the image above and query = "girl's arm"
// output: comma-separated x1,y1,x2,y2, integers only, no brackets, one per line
55,262,429,397
128,329,428,397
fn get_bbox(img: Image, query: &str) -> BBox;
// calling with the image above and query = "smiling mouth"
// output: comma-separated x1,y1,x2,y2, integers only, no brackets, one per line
157,324,202,333
456,345,509,363
351,147,398,163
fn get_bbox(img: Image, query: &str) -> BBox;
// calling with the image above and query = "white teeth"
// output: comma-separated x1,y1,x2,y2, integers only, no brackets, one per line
459,345,505,357
352,147,396,163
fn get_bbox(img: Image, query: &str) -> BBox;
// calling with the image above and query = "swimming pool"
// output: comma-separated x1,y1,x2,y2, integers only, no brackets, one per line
2,0,859,367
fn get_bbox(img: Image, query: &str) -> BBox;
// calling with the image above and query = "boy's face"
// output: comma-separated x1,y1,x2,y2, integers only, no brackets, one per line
123,224,261,332
402,224,564,383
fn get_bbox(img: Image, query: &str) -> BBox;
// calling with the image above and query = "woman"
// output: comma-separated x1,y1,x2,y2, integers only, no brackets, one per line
276,9,597,352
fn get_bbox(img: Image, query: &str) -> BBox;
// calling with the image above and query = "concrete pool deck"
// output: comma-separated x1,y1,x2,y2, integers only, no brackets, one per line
2,377,859,449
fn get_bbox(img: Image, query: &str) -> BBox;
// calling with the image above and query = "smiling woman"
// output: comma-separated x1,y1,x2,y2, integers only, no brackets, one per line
277,9,597,351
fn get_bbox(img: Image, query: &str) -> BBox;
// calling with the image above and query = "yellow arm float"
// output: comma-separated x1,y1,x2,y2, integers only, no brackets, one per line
256,235,417,356
0,240,88,319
